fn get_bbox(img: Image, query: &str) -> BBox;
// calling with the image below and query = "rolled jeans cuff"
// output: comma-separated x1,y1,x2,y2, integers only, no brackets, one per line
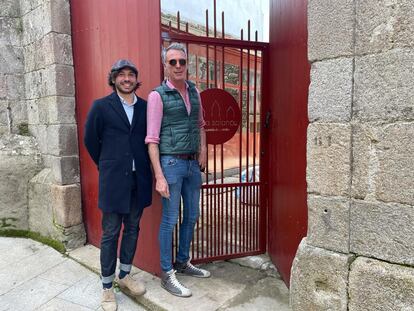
119,263,132,272
101,272,115,284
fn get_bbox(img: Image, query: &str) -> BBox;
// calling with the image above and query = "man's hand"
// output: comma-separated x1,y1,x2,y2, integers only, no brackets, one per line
156,175,170,199
198,149,206,171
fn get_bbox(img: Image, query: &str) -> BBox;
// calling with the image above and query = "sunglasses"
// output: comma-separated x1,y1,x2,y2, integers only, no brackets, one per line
168,59,187,66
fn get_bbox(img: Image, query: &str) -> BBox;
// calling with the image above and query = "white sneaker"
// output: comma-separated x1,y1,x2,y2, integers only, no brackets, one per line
161,269,192,297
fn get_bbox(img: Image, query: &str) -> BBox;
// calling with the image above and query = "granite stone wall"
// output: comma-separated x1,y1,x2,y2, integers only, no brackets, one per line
0,0,85,249
291,1,414,310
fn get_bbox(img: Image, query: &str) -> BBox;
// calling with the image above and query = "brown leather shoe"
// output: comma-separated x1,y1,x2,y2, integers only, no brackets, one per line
101,287,117,311
116,274,146,297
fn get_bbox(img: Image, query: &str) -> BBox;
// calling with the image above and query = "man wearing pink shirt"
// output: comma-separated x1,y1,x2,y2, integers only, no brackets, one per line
146,42,210,297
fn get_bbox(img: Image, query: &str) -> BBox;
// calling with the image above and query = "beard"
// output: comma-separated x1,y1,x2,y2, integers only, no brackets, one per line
115,82,137,95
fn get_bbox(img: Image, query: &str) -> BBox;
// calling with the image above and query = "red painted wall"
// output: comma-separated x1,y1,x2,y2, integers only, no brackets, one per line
268,0,310,285
71,0,162,275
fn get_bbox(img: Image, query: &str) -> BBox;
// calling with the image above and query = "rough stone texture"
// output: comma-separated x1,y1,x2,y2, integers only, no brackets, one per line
352,122,414,205
50,155,81,185
51,184,82,227
20,0,43,16
24,33,73,72
0,45,24,73
0,134,42,230
356,0,414,55
49,0,71,35
29,171,85,250
308,0,354,61
349,257,414,311
27,96,76,125
0,100,9,134
308,58,353,122
307,195,350,253
351,200,414,266
307,123,351,196
0,17,21,46
290,239,354,311
57,223,86,251
0,73,24,100
28,168,54,236
0,0,20,17
8,100,27,134
47,124,79,156
354,49,414,121
47,96,76,124
25,65,75,100
21,0,71,46
21,5,45,46
351,123,373,200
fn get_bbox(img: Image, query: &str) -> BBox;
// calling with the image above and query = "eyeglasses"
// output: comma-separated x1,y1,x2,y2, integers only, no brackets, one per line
168,59,187,66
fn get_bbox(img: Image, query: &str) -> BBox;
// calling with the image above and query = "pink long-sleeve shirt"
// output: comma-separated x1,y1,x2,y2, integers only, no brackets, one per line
145,80,205,144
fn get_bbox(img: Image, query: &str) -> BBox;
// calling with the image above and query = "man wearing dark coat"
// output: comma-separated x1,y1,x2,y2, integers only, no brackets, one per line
84,59,152,311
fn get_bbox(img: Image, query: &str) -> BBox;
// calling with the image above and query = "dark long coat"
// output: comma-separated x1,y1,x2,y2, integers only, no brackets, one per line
84,92,152,213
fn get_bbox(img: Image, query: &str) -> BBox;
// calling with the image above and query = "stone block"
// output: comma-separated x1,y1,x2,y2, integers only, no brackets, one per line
28,168,54,237
27,96,75,125
354,49,414,121
307,123,351,196
2,74,25,100
356,0,414,55
308,0,354,61
24,33,73,72
290,238,354,311
51,155,80,185
25,65,74,99
56,223,86,250
308,58,353,122
8,100,28,134
307,195,350,253
0,17,21,46
21,5,45,46
51,33,73,65
29,124,48,154
47,124,79,156
24,70,42,99
0,125,8,135
0,134,42,231
0,0,20,17
48,96,76,124
352,122,414,205
23,38,49,73
0,76,6,100
20,0,43,16
351,124,371,200
51,184,82,227
0,100,9,126
0,45,24,74
350,200,414,266
43,64,75,97
349,257,414,311
49,0,71,35
27,98,47,125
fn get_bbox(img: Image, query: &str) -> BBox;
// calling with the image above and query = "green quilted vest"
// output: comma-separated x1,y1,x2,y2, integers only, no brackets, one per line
155,80,200,154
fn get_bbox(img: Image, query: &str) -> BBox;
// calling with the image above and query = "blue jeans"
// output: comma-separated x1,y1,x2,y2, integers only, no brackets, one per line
159,155,202,272
100,173,144,284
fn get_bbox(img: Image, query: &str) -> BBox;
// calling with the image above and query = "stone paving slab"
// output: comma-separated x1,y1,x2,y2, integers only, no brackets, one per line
0,237,290,311
0,237,146,311
69,243,291,311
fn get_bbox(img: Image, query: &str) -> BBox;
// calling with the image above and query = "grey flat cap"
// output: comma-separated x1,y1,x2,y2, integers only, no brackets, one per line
111,59,138,74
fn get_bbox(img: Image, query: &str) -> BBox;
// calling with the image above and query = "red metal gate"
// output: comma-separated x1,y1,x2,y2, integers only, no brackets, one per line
160,5,270,263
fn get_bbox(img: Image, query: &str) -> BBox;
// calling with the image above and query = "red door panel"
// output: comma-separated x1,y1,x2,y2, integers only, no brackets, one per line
71,0,162,275
268,0,310,285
